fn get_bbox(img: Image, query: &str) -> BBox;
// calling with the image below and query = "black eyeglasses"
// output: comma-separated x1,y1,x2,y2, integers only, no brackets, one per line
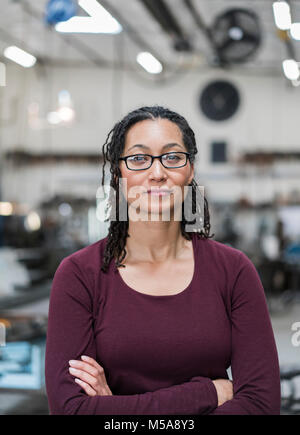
119,152,191,171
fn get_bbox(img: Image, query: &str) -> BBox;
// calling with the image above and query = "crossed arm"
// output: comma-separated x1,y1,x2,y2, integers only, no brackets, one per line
45,255,281,415
67,355,233,407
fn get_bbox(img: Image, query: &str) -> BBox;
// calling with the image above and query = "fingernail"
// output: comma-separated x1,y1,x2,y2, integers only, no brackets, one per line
69,367,78,374
69,360,77,365
81,355,89,361
75,378,82,383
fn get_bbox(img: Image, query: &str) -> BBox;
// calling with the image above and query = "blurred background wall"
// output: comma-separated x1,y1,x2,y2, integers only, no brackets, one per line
2,65,300,206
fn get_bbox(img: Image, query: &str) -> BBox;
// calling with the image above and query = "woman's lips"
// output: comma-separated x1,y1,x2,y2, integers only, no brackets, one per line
146,189,172,196
148,191,170,196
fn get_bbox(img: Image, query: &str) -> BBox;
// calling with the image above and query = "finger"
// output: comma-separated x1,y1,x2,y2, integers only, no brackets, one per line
69,360,101,379
81,355,105,374
69,367,101,389
75,378,97,397
80,356,109,385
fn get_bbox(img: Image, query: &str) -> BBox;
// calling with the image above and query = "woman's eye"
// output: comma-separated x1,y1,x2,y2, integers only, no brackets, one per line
166,154,180,161
131,155,147,162
127,155,151,166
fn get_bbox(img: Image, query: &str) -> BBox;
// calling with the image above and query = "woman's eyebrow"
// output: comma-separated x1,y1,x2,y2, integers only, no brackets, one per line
127,143,184,152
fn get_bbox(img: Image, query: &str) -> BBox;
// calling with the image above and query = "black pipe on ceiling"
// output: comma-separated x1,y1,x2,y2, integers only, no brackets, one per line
183,0,221,64
139,0,193,52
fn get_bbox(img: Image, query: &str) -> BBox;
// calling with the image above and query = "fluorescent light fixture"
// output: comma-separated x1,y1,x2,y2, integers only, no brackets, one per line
4,46,36,68
272,1,291,30
136,52,163,74
56,0,122,34
79,0,122,31
55,15,120,33
290,22,300,40
282,59,300,80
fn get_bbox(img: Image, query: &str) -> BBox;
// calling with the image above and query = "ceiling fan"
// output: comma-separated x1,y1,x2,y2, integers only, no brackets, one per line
211,8,262,65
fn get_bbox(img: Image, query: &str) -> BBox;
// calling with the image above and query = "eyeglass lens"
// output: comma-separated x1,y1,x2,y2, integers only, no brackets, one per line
126,152,187,170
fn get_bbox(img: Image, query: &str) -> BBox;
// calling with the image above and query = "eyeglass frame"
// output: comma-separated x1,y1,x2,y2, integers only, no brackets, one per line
118,151,191,171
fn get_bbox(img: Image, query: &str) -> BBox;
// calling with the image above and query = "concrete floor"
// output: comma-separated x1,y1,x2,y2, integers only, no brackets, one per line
1,296,300,415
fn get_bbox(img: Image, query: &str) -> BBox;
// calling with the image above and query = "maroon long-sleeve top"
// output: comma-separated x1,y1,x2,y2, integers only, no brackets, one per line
45,233,281,415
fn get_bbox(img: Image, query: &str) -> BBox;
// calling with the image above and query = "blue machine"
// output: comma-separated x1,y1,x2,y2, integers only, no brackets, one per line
45,0,77,25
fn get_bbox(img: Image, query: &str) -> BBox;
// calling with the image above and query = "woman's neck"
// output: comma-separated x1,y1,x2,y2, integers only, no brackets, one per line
125,221,187,264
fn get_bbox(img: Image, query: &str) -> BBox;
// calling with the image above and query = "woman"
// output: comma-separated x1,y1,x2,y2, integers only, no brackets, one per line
45,106,281,415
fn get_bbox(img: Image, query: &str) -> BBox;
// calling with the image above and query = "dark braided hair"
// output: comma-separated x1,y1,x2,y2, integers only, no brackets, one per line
100,105,214,273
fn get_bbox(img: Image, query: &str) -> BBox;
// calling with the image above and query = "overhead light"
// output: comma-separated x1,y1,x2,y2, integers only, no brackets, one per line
55,15,120,33
282,59,300,81
272,1,291,30
78,0,122,31
290,22,300,40
136,52,163,74
55,0,122,34
4,46,36,68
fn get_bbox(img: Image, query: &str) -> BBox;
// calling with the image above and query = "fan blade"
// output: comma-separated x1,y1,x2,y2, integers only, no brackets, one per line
229,11,238,29
242,32,259,45
218,37,233,52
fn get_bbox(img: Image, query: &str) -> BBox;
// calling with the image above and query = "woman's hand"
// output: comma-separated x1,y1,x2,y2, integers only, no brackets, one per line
212,379,233,406
68,355,113,397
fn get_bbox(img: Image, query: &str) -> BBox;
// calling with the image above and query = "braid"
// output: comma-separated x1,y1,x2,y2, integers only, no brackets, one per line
100,105,214,273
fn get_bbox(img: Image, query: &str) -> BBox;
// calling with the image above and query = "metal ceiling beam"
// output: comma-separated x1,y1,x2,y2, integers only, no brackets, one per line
8,0,168,70
183,0,222,65
139,0,192,52
99,0,165,64
21,0,109,68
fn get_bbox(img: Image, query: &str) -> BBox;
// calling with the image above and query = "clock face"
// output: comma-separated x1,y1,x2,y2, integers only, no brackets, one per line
199,80,240,121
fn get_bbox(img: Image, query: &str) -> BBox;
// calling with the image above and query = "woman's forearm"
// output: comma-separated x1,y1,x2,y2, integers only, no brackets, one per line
47,375,218,415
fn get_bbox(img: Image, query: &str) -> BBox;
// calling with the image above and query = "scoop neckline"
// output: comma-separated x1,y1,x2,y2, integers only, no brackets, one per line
115,233,197,299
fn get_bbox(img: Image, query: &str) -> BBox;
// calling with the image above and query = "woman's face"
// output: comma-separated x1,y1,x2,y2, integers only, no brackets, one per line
119,118,194,221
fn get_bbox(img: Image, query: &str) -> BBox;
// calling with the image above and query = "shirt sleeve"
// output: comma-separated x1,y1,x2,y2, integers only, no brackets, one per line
208,252,281,415
45,257,218,415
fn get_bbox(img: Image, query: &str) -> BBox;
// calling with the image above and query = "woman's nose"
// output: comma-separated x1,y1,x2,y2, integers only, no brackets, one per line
148,158,167,178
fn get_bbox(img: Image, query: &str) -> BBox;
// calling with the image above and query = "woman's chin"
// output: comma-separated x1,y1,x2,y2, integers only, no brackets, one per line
129,205,184,222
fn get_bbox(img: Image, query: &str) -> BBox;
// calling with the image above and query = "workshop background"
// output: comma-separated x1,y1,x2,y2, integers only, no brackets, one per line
0,0,300,415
